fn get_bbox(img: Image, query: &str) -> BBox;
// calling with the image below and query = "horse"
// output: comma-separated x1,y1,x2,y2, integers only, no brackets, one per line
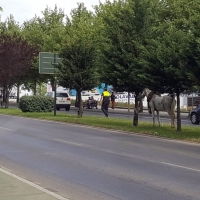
141,88,176,128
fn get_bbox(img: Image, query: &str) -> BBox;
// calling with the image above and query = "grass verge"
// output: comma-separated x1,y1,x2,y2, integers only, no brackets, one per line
0,108,199,143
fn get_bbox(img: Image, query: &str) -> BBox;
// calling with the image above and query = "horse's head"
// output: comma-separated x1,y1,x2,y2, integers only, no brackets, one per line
140,88,151,99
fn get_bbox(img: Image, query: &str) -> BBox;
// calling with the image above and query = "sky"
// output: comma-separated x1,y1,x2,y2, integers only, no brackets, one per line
0,0,106,24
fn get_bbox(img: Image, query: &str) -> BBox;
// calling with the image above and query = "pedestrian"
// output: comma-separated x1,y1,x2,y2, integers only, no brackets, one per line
100,88,111,117
111,92,116,109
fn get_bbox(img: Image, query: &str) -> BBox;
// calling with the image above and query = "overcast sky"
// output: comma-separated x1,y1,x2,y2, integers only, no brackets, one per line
0,0,106,24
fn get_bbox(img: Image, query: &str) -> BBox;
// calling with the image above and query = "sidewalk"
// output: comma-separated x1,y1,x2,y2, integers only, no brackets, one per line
0,168,66,200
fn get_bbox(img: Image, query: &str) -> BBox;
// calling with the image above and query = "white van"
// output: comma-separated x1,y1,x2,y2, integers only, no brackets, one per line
46,91,71,111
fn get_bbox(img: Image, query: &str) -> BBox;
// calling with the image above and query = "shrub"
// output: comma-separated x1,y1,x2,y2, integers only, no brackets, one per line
19,96,54,112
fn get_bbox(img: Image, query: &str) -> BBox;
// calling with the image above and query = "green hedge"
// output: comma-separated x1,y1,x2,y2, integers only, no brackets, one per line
19,96,54,112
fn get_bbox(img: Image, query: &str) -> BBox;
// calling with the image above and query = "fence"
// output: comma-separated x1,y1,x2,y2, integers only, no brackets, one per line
187,95,200,107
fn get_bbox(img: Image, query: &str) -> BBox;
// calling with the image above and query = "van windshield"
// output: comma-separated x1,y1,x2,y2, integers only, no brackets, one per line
56,93,69,97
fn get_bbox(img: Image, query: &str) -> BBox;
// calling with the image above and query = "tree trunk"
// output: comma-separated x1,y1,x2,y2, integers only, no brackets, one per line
75,93,79,107
77,91,83,118
2,88,6,108
128,92,130,113
176,92,181,131
4,86,9,108
0,88,3,107
33,81,37,95
38,84,41,95
133,93,139,126
51,79,55,92
17,83,20,103
139,99,143,113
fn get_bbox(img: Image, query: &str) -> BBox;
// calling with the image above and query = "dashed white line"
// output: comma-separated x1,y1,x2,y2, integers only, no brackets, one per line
0,126,13,131
54,139,83,146
161,162,200,172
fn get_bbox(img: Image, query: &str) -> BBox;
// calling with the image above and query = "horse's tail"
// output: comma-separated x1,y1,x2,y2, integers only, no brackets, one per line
170,94,176,114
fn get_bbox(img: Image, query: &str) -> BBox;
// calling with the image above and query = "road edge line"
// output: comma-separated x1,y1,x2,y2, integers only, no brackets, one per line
0,167,69,200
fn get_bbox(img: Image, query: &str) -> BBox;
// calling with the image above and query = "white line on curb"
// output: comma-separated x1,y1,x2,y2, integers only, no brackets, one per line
0,168,69,200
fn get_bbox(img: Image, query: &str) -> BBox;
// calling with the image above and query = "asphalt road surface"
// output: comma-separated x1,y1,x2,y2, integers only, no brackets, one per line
66,107,194,127
0,114,200,200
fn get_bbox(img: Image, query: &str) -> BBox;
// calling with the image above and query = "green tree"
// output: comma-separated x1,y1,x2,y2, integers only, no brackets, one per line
0,32,39,107
141,0,197,131
0,15,20,34
21,5,66,94
95,0,159,126
183,1,200,91
0,16,27,105
58,3,99,118
21,17,45,95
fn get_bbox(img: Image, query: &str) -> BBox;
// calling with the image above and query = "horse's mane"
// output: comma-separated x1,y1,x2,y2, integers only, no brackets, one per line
146,91,155,114
168,93,175,98
147,91,154,103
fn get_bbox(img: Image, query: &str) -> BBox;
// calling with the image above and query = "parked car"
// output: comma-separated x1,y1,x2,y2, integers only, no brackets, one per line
46,91,71,111
190,105,200,124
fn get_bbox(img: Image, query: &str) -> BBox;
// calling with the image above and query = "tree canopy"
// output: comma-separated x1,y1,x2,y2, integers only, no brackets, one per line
139,0,200,131
21,6,66,93
0,24,39,107
95,0,160,93
58,3,100,117
0,0,200,127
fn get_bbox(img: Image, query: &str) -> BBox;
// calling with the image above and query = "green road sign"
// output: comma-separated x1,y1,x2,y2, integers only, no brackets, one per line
39,52,62,74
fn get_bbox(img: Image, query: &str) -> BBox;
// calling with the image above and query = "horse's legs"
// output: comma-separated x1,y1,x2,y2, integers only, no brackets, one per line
168,112,175,128
156,111,160,126
171,113,175,128
152,109,155,126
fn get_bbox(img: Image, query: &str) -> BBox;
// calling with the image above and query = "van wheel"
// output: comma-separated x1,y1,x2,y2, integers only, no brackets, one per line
56,108,60,111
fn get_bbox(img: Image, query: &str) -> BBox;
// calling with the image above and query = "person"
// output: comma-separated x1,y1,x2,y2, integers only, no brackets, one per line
90,96,94,103
87,97,91,109
100,88,111,117
111,92,116,109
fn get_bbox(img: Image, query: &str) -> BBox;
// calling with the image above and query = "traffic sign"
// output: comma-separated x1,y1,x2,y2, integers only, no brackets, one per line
39,52,62,74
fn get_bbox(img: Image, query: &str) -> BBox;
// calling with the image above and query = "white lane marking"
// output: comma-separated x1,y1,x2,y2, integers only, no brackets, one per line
161,162,200,172
1,113,199,146
0,168,69,200
55,139,200,174
0,126,13,131
54,139,83,146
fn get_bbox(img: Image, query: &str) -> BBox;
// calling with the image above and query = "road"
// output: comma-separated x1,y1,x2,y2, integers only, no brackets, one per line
0,114,200,200
9,101,194,126
67,107,193,126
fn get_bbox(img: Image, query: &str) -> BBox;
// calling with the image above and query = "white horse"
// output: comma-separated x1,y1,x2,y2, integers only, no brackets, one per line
141,88,176,128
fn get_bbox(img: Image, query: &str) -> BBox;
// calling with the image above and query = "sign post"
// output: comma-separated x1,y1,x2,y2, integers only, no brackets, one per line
39,52,62,116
